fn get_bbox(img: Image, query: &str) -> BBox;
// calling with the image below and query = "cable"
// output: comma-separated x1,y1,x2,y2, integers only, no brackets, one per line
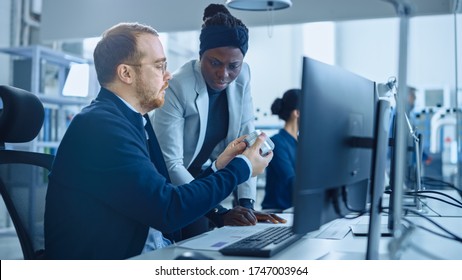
421,176,462,196
403,208,462,242
404,219,458,240
331,188,367,219
342,212,366,220
411,190,462,204
341,186,369,213
404,190,462,208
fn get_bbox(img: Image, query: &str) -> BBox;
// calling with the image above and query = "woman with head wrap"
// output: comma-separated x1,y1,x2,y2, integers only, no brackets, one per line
152,4,284,240
261,89,301,211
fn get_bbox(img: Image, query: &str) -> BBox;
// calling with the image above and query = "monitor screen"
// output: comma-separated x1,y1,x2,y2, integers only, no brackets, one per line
293,57,390,259
62,63,90,97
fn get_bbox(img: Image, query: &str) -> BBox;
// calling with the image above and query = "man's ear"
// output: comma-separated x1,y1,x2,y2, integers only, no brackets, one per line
117,64,134,84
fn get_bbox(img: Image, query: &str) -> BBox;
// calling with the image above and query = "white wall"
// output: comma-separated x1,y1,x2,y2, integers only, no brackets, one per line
335,14,461,108
408,15,459,88
245,24,304,128
335,18,399,83
245,22,336,128
302,22,335,65
0,0,11,86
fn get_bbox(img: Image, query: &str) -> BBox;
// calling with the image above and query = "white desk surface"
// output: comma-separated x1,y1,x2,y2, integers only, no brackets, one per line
132,190,462,260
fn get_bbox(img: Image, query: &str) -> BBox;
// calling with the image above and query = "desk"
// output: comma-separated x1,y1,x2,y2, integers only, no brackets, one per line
397,216,462,259
406,189,462,217
382,189,462,218
132,212,462,260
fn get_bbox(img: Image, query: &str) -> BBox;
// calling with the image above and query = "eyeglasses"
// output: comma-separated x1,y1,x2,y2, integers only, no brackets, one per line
125,61,168,75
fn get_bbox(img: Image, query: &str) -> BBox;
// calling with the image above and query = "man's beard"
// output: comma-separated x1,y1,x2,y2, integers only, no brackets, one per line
135,77,165,112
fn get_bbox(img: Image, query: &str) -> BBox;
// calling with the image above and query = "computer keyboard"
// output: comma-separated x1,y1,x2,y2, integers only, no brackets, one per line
219,226,303,257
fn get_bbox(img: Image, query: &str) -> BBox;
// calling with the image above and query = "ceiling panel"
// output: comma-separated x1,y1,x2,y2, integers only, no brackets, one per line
40,0,455,42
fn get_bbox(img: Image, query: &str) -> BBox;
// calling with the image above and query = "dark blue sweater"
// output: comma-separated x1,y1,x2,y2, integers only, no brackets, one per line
261,129,297,210
44,88,249,259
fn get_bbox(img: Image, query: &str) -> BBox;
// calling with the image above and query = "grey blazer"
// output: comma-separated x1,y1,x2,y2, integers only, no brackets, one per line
152,59,256,200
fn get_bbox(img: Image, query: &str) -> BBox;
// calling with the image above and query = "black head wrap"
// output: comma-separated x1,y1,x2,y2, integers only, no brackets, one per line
199,4,249,57
199,25,249,56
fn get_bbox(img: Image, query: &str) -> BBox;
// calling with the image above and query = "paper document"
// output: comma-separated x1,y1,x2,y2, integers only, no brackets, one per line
314,218,354,240
178,226,264,251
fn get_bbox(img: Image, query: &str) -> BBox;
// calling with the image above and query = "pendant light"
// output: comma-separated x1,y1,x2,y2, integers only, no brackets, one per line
226,0,292,11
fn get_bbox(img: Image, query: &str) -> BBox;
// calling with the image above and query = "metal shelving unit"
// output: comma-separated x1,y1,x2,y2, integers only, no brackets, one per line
0,45,96,232
0,45,95,153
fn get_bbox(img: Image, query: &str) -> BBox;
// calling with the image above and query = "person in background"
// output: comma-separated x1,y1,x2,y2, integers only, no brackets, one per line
44,22,274,260
405,86,432,167
261,89,301,211
407,86,417,117
152,4,283,240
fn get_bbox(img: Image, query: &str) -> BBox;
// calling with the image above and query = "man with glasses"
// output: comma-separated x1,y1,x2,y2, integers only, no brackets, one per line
44,22,273,260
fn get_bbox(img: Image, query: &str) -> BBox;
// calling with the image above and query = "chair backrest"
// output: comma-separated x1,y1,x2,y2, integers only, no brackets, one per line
0,85,55,259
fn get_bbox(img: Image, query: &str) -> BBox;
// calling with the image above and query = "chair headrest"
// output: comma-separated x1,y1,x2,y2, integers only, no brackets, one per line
0,85,45,143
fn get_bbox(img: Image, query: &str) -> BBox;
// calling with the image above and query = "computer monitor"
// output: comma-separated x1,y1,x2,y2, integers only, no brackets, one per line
293,57,390,260
367,98,391,259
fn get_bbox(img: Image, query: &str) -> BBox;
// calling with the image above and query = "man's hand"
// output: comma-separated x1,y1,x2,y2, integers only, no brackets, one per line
222,206,287,226
215,135,247,170
222,206,257,226
215,133,273,177
242,133,273,177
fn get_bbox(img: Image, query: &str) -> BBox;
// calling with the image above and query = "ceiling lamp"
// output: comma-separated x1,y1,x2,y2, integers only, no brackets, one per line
226,0,292,11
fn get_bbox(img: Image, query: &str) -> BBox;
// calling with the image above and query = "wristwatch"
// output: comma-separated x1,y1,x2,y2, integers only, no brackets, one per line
239,198,255,210
206,205,230,227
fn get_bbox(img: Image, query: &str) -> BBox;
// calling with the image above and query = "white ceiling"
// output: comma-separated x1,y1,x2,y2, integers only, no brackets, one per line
40,0,457,42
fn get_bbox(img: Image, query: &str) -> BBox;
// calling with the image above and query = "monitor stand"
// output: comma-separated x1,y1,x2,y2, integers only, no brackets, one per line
403,132,428,213
350,224,393,237
318,251,365,260
318,251,389,260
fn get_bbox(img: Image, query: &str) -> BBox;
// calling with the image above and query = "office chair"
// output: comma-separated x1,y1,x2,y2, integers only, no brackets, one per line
0,85,55,259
